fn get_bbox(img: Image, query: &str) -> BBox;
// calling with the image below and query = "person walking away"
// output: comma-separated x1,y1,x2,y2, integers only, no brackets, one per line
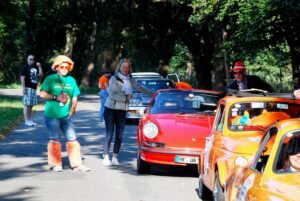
20,54,43,126
98,71,112,122
227,60,273,92
40,55,90,172
103,58,153,166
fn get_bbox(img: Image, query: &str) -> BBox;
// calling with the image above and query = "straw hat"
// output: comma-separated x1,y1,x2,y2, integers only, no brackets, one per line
51,55,74,71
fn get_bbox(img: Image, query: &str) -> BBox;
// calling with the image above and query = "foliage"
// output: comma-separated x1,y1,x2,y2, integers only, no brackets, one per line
0,0,299,91
246,45,293,92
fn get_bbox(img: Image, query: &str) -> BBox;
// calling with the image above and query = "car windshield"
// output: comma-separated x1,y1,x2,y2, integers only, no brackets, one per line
229,102,300,131
133,79,175,93
149,91,220,114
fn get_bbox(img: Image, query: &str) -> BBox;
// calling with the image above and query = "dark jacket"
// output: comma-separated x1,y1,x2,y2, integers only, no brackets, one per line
227,75,274,92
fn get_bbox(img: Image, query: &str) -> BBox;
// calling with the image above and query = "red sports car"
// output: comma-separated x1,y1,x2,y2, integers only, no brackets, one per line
137,89,224,174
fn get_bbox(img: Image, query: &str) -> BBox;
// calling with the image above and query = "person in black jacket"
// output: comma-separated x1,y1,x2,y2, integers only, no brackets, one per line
227,60,273,92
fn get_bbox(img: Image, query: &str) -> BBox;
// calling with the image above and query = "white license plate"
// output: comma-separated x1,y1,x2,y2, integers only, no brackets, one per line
175,155,199,164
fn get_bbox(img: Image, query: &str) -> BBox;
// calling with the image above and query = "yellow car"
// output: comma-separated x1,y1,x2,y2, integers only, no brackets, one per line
225,118,300,201
197,90,300,200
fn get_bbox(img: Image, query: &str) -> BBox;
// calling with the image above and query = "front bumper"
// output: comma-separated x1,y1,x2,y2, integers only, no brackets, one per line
139,146,201,166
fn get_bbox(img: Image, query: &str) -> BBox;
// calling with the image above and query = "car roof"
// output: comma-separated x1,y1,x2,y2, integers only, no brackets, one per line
132,72,162,77
222,89,298,103
155,88,224,96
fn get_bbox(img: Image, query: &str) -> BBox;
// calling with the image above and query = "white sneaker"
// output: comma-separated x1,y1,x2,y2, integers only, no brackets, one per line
111,156,119,166
31,121,37,126
73,165,91,172
52,166,63,172
102,155,111,166
25,121,34,127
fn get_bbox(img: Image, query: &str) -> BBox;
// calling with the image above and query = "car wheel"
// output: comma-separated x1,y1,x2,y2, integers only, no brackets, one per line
137,151,151,174
198,173,212,200
213,171,225,201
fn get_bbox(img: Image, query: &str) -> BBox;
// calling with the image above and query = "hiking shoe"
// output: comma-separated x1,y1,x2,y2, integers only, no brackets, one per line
73,165,91,172
102,155,111,166
111,156,119,166
52,166,63,172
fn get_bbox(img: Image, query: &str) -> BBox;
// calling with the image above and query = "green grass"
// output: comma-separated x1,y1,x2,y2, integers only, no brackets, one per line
0,96,23,140
0,83,21,88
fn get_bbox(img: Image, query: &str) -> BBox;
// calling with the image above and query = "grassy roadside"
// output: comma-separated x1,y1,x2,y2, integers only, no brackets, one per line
0,85,96,140
0,95,44,141
0,96,23,140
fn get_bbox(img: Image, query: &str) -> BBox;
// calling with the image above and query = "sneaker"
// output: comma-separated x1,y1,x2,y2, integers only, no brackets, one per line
52,166,63,172
31,121,37,126
73,165,91,172
111,156,119,166
102,155,111,166
25,121,34,127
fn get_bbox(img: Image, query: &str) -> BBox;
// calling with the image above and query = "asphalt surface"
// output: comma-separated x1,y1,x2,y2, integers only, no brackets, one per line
0,88,201,201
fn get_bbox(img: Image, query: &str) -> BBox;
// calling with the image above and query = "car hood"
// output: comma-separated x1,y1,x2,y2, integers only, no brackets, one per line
148,114,215,149
221,134,264,155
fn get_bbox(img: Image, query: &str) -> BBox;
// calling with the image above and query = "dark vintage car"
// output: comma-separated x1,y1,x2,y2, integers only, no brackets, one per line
126,78,176,122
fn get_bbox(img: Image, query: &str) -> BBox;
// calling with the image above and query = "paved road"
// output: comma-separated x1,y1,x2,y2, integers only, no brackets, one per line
0,91,201,201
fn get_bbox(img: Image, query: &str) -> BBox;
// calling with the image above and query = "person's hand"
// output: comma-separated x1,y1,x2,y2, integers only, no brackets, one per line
126,95,133,101
57,92,69,104
36,62,41,68
69,108,76,116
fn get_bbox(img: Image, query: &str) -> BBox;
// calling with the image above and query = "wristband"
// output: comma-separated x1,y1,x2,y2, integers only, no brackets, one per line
52,95,57,101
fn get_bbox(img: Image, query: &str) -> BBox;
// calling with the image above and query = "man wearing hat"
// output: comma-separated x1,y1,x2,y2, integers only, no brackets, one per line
227,60,273,92
39,55,90,172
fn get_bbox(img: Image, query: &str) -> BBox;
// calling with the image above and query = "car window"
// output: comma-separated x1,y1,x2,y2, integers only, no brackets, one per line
251,127,278,173
228,102,300,131
213,104,225,132
275,132,300,173
135,80,175,93
149,91,220,114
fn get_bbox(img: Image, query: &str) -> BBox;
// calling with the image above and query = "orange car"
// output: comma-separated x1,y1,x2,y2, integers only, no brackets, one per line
225,118,300,201
197,90,300,200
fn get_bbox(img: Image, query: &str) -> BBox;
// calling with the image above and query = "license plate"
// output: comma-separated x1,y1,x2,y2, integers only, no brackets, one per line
175,155,199,164
130,110,136,114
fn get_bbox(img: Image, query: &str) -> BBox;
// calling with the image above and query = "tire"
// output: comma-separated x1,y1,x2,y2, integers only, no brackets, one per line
137,151,151,174
198,173,213,200
213,171,225,201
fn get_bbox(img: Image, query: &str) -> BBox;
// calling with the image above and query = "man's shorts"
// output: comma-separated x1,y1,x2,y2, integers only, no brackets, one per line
44,116,77,141
23,87,38,106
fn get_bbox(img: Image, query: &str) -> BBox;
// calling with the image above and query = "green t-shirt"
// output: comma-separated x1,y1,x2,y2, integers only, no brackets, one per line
41,73,80,118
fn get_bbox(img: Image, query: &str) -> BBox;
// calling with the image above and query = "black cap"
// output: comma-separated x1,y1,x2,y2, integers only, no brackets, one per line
287,136,300,155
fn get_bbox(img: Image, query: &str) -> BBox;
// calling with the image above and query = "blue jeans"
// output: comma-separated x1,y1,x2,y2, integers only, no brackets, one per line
103,107,126,155
44,116,77,141
99,89,109,121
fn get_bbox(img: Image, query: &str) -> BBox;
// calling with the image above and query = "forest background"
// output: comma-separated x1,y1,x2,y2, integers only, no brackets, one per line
0,0,299,92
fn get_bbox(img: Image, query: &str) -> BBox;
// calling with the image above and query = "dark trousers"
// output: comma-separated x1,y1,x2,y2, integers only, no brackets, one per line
103,107,126,155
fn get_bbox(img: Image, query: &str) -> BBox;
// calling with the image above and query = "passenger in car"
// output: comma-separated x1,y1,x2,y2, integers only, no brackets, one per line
281,136,300,173
227,60,273,92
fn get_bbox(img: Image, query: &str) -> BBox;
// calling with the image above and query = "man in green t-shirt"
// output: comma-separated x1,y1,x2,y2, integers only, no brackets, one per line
40,55,90,172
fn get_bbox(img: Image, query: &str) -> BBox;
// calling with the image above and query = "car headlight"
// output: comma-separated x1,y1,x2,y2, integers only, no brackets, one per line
129,98,142,106
142,122,159,139
234,156,248,167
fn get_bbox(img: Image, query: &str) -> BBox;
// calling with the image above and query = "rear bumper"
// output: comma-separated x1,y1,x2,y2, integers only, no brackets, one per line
126,106,147,119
